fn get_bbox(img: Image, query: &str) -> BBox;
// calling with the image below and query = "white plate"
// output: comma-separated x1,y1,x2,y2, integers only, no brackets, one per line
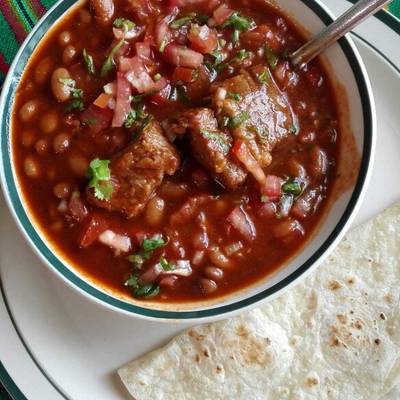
1,1,400,398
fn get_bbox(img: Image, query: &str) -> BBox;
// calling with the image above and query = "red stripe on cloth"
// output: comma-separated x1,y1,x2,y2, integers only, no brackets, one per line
30,0,46,19
0,1,28,44
0,53,9,74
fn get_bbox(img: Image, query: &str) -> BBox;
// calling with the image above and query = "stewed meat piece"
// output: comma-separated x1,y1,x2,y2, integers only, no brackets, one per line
87,120,180,218
169,108,247,189
212,65,294,167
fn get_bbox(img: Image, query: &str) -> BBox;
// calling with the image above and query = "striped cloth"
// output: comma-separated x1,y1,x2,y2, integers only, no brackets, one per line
0,0,399,399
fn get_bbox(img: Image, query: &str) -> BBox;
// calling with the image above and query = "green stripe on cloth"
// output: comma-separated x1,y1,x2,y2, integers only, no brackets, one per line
388,0,400,14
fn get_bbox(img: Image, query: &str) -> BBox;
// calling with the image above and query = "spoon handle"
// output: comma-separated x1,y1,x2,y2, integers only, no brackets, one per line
289,0,390,67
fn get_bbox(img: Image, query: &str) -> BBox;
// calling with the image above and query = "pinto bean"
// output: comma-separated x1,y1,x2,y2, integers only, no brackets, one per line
51,68,71,102
204,266,224,281
40,111,59,134
90,0,115,27
34,57,53,85
62,45,78,65
53,182,71,199
58,31,72,46
24,157,40,178
199,278,217,294
53,133,71,154
19,100,39,122
145,196,165,227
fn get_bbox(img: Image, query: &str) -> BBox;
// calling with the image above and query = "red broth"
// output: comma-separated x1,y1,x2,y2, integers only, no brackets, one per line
12,0,339,302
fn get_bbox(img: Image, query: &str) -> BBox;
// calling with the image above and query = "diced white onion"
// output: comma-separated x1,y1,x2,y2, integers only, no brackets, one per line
103,82,117,95
161,260,192,277
98,230,131,255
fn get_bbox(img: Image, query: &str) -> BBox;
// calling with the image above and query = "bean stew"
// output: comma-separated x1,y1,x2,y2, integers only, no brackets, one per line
12,0,339,302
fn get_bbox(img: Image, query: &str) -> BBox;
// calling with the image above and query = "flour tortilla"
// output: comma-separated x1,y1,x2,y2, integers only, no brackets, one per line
119,202,400,400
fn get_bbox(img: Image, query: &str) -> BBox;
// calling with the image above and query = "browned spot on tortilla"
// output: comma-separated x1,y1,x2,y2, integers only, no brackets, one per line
188,330,205,342
375,338,381,345
336,314,347,324
306,378,319,387
236,324,250,338
195,354,200,363
380,313,387,320
139,381,145,386
331,336,340,347
216,365,223,373
229,355,234,360
203,349,210,358
385,294,393,304
347,277,355,284
328,280,342,291
351,319,363,330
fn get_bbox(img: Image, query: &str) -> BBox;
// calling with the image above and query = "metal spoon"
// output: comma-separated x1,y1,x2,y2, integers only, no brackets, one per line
290,0,391,67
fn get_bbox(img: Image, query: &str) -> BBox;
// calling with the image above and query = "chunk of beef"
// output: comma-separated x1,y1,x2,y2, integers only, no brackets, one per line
87,121,180,218
212,65,294,167
177,108,247,190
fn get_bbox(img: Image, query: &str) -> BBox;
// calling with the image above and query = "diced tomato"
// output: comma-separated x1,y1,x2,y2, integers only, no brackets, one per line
93,93,112,109
227,206,256,242
155,8,178,51
188,25,218,54
149,84,172,105
68,194,88,222
232,140,267,187
241,24,274,50
120,56,168,94
186,65,211,101
128,0,155,21
79,214,109,248
213,4,233,25
80,105,113,134
164,44,204,68
136,42,152,64
112,72,132,128
127,227,147,246
113,26,141,41
262,175,283,201
172,67,195,83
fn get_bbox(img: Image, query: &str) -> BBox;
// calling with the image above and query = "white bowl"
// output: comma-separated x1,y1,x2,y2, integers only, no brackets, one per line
0,0,375,322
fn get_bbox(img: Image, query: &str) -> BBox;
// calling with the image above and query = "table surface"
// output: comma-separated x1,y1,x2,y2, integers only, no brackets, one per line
0,0,399,399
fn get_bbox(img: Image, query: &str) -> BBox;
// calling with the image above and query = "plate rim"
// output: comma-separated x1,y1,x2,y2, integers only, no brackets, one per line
1,2,399,399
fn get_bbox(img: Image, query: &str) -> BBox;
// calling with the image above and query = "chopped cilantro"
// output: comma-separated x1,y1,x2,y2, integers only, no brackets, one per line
159,38,168,53
265,44,279,69
124,110,137,128
216,49,250,72
65,99,84,112
282,178,303,196
220,12,253,31
59,78,84,112
127,235,169,268
191,68,199,82
289,124,298,134
226,112,250,128
101,39,125,77
227,92,241,101
232,29,240,43
159,256,174,271
113,18,135,32
260,195,269,203
125,272,160,298
236,49,250,61
87,158,114,200
200,130,230,153
257,68,269,84
82,49,95,75
170,15,194,29
83,118,97,125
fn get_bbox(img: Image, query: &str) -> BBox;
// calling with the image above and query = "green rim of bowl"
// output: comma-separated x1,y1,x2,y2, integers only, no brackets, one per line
0,0,374,320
